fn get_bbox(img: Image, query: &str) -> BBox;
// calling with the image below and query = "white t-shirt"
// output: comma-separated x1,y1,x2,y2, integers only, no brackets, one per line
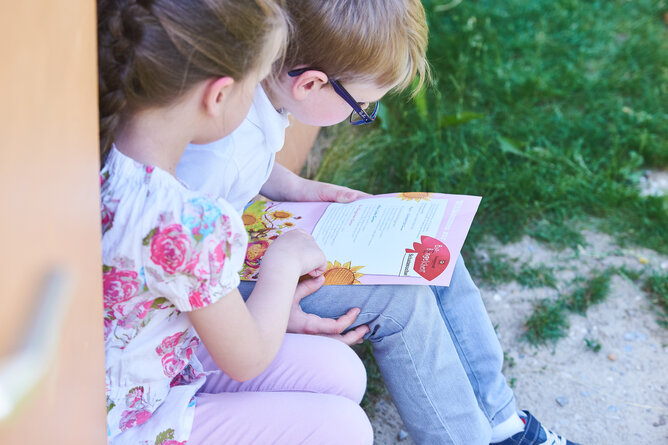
177,85,290,212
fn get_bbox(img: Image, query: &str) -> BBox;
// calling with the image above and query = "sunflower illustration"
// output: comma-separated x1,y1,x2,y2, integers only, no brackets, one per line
242,201,269,232
270,210,293,219
398,192,432,202
323,261,364,285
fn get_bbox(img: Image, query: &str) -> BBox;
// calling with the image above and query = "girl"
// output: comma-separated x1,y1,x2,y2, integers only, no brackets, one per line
98,1,372,444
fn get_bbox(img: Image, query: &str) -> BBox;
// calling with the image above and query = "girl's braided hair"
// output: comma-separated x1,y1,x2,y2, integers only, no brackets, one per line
97,0,287,162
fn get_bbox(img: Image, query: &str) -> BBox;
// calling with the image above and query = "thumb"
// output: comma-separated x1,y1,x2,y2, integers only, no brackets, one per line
294,275,325,302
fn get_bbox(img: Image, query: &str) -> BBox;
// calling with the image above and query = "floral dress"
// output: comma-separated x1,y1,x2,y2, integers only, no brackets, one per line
101,147,247,444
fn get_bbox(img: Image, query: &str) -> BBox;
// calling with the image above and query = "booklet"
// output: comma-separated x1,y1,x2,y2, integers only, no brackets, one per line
240,192,481,286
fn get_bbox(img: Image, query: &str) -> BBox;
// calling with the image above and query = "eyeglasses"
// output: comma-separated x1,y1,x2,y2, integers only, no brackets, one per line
287,68,380,125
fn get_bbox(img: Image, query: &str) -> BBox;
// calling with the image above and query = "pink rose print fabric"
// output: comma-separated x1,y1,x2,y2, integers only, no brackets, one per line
149,224,193,275
155,331,199,378
101,148,247,445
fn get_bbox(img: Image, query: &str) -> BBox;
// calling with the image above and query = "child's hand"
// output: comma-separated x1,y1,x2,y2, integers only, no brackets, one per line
287,276,370,345
301,180,370,203
261,163,370,203
263,229,327,277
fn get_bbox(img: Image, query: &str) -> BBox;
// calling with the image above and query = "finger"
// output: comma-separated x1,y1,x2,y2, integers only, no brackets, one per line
331,307,361,331
302,307,361,336
302,313,347,335
333,324,370,346
308,262,328,278
294,275,325,302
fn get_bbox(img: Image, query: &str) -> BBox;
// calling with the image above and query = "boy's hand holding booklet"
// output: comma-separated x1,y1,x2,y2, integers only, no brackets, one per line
241,192,481,286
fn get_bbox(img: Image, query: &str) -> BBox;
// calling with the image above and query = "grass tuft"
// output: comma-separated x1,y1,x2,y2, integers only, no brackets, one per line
523,268,616,346
643,270,668,328
517,263,558,289
523,299,569,346
563,269,614,314
584,337,602,353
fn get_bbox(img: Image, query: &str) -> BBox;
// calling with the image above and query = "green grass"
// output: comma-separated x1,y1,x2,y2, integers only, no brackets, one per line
314,0,667,256
517,263,558,289
584,337,602,353
523,269,615,346
643,270,668,328
523,298,569,346
563,269,614,314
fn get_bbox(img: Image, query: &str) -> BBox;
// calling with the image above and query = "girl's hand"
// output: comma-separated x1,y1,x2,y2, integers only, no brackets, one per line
287,276,370,345
263,229,327,277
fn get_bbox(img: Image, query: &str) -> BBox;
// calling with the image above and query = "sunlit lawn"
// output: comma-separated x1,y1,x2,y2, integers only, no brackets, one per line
315,0,667,259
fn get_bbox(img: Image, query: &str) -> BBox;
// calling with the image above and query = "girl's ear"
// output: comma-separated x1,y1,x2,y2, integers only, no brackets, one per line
290,70,329,101
203,76,236,116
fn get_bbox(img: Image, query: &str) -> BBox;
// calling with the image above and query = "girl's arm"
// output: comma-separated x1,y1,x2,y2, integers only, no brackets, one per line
259,163,370,203
188,229,326,381
258,163,371,343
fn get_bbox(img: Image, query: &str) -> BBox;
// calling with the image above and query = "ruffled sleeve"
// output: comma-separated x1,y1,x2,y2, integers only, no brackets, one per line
142,196,247,312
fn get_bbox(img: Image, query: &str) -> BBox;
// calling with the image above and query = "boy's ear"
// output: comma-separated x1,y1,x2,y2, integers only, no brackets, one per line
290,70,329,101
203,76,236,116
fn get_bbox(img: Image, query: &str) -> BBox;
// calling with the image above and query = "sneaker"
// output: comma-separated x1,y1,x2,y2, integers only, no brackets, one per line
490,410,582,445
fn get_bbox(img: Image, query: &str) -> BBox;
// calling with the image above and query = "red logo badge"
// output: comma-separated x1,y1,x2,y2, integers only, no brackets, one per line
405,236,450,281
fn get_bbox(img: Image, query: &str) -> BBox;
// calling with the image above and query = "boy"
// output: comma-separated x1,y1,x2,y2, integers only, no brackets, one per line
177,1,581,444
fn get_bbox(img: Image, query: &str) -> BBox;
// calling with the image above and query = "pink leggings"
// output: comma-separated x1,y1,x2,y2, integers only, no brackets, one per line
189,333,373,445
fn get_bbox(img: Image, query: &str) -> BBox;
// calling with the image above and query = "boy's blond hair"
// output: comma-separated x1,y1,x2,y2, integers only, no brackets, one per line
279,0,430,93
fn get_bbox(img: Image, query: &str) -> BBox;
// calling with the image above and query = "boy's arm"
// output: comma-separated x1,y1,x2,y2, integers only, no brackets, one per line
260,163,371,203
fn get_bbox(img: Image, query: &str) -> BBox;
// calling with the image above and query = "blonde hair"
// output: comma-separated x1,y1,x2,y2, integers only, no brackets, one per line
97,0,289,160
278,0,430,94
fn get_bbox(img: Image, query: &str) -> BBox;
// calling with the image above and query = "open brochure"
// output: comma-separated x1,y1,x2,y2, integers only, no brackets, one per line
240,192,481,286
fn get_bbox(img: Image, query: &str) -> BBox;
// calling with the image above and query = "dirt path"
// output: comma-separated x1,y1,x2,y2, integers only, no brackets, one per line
367,230,668,444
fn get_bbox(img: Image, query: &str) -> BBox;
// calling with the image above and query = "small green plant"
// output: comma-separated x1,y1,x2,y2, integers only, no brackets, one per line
503,351,516,369
517,263,558,289
523,299,569,346
523,269,622,347
643,270,668,328
617,265,644,282
563,269,613,314
584,337,602,353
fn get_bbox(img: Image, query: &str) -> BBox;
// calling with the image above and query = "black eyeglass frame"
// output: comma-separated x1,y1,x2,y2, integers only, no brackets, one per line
287,67,379,125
